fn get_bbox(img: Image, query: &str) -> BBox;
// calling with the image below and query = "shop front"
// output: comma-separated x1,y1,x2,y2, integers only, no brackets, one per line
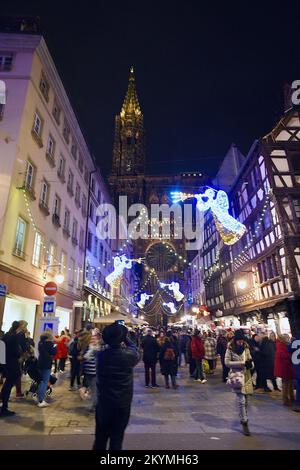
1,294,39,335
82,285,113,326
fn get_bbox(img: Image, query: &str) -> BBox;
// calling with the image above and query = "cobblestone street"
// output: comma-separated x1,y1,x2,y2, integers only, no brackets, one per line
1,362,300,450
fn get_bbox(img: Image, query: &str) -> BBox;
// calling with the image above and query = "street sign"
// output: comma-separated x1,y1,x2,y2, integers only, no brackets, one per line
43,300,56,314
0,284,7,297
44,282,57,296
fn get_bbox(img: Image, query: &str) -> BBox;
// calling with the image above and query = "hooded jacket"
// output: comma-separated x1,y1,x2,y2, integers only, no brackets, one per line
38,333,56,370
274,339,294,380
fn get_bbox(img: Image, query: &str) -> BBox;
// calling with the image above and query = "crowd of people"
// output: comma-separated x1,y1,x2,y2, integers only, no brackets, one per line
0,320,299,447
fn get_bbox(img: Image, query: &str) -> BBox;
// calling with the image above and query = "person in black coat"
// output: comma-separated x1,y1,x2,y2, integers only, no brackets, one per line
159,331,178,389
94,322,140,451
217,331,230,383
250,334,263,390
37,331,56,407
260,333,280,392
0,321,22,417
141,329,160,387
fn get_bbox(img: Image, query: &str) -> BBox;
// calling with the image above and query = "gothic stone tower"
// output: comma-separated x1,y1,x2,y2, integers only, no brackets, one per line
109,67,207,325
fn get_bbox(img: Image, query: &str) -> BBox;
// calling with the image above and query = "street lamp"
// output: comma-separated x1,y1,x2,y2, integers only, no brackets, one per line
55,273,65,285
237,279,247,290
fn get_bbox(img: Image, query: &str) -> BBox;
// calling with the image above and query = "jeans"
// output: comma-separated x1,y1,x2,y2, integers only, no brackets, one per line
70,359,81,387
59,357,66,371
144,362,157,386
193,359,205,380
37,369,51,402
94,404,131,450
236,392,248,423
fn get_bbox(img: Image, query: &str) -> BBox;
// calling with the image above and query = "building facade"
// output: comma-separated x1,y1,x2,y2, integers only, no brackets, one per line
0,29,96,337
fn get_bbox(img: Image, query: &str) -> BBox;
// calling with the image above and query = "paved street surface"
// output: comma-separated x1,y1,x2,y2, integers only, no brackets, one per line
1,362,300,450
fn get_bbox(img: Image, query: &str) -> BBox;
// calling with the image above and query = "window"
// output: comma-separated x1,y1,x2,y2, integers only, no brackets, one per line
87,231,92,251
52,100,61,125
94,236,98,257
79,227,85,250
91,178,95,193
63,208,70,231
63,119,70,144
0,52,13,71
25,161,35,189
78,154,83,173
60,251,67,278
32,111,43,136
48,242,56,268
293,199,300,221
69,258,75,286
99,243,103,263
84,167,89,185
72,219,78,240
40,180,49,206
76,266,82,289
97,190,101,205
39,73,49,101
53,195,61,218
14,217,26,257
46,134,56,161
82,194,87,217
89,202,94,221
57,154,65,179
75,183,81,204
71,141,77,160
68,170,74,195
32,232,43,267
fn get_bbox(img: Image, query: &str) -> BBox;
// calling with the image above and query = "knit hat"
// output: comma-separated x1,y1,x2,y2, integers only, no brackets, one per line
234,329,245,341
102,322,127,346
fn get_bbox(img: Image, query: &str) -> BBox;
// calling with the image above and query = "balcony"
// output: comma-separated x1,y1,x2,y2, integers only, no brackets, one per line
39,200,50,216
72,237,78,246
18,182,36,201
57,170,66,184
31,128,43,148
63,226,71,238
13,246,26,260
52,213,61,228
45,151,55,168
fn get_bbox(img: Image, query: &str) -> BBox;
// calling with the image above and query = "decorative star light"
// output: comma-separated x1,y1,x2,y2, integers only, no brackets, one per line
160,281,184,301
171,187,246,245
105,255,143,289
163,302,177,314
137,293,154,309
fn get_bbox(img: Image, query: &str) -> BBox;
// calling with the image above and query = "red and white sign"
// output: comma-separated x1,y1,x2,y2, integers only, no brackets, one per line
44,282,57,296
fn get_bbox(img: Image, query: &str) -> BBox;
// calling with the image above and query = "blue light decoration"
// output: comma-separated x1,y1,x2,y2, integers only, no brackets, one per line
137,293,154,309
160,281,184,301
171,187,246,245
105,255,143,289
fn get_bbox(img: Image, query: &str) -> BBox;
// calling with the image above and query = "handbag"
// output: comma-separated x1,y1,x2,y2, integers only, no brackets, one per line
227,370,245,391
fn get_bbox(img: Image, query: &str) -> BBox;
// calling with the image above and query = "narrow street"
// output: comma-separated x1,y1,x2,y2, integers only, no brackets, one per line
1,362,300,450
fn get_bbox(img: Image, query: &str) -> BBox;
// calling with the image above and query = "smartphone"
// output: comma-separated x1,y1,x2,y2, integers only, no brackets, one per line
116,320,125,325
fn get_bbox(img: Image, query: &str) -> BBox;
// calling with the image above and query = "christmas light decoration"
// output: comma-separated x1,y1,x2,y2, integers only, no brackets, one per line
163,302,177,314
105,254,143,288
137,292,154,309
171,187,246,245
160,281,184,301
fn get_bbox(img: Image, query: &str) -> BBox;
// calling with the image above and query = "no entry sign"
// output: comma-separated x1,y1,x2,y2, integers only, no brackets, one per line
44,282,57,296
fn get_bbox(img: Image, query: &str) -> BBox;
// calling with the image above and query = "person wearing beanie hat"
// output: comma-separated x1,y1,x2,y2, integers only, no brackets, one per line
93,322,140,450
225,329,253,436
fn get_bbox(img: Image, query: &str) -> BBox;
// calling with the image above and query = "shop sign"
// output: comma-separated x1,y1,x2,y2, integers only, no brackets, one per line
43,300,56,314
0,284,7,297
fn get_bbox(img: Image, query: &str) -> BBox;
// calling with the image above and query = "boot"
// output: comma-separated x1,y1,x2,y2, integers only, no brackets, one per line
241,421,251,436
171,377,178,389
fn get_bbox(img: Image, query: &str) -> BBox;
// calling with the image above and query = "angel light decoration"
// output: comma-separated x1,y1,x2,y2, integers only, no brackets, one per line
171,187,246,245
105,255,143,289
137,293,154,309
160,281,184,302
163,302,177,314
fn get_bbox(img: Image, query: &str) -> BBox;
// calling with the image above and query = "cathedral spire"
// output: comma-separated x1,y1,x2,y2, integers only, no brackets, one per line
121,65,141,118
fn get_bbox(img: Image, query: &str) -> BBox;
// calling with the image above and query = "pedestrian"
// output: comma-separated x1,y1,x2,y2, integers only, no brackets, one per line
186,330,196,377
14,320,30,398
250,333,263,391
81,331,101,411
93,322,140,450
159,331,179,389
55,330,69,373
0,321,22,417
289,330,300,413
204,331,217,374
157,331,165,349
68,331,81,391
37,330,56,408
217,330,230,383
274,334,295,407
191,329,207,383
141,329,160,388
260,332,280,393
225,329,253,436
178,331,189,367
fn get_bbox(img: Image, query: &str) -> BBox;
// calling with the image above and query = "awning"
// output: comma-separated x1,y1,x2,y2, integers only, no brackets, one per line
93,312,130,325
83,285,113,306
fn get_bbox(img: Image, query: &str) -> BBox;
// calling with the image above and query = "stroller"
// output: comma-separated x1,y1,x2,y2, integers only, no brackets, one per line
24,356,57,399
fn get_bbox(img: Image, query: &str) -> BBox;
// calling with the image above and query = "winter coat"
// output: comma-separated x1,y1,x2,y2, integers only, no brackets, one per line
289,331,300,379
204,337,217,360
191,335,205,360
225,341,253,395
141,335,160,364
96,339,140,409
217,336,228,361
54,335,69,360
38,334,57,370
159,339,178,376
179,334,189,353
260,337,276,379
2,332,22,380
186,336,193,362
274,339,295,380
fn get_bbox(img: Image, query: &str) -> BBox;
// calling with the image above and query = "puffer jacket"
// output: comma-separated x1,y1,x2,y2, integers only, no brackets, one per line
96,339,140,408
225,341,253,395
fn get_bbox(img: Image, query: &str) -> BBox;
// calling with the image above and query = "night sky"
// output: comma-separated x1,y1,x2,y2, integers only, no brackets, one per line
2,1,300,179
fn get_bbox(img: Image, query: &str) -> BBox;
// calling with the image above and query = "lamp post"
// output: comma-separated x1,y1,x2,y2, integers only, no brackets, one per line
43,264,65,285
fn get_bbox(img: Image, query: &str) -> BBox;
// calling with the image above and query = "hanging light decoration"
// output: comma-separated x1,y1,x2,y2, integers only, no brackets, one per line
136,292,154,309
160,281,184,301
105,254,144,288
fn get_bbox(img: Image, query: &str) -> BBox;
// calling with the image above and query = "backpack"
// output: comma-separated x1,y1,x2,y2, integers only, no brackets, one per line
164,347,175,361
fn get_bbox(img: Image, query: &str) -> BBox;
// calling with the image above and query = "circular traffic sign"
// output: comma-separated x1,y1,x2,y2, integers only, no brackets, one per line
44,282,57,296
